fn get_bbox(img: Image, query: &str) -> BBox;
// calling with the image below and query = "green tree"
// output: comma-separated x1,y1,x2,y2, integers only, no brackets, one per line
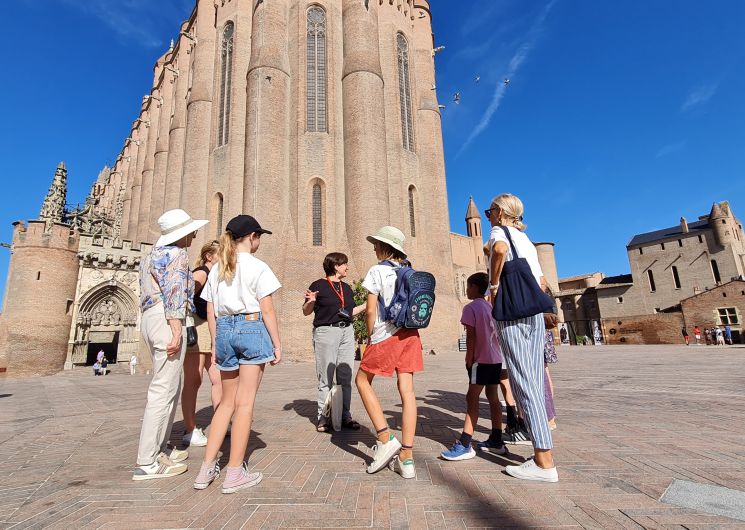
351,280,369,344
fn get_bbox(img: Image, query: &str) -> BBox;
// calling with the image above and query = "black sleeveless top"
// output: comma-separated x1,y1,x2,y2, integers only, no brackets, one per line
193,265,210,319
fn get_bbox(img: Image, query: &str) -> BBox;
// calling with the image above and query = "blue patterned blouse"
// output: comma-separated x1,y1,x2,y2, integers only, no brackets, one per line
139,245,194,320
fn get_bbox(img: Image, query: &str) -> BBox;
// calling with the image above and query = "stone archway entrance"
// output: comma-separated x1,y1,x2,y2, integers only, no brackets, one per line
70,281,138,367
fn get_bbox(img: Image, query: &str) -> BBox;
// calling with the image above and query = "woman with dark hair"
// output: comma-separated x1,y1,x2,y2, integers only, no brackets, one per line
303,253,366,432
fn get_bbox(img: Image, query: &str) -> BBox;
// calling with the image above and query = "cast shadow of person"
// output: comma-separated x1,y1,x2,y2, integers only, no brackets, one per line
383,389,525,467
171,406,267,463
283,398,374,465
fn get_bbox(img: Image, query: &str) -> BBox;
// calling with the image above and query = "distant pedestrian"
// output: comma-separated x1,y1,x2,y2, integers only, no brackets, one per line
129,354,138,375
724,325,733,345
101,358,108,375
93,361,102,376
682,328,689,346
715,327,725,346
694,326,701,345
194,215,281,494
96,349,105,363
704,328,712,345
133,209,208,481
441,272,506,461
355,226,423,480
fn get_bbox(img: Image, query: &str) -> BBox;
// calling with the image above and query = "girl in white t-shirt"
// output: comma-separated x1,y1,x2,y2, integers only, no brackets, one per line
193,215,282,494
355,226,423,480
486,193,558,483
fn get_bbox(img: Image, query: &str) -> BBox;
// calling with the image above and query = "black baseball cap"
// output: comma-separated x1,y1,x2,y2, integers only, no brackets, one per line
225,215,272,239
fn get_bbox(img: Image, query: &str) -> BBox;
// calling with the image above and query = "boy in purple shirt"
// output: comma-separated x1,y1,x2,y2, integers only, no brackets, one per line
441,273,507,460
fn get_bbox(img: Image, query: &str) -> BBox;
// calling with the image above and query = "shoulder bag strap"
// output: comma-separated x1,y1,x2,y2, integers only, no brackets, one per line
500,226,521,259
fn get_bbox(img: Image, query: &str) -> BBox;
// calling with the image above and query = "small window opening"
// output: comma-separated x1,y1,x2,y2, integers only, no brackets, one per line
678,239,683,247
698,235,703,243
648,269,656,292
661,243,665,250
37,271,41,280
672,266,681,289
639,248,643,255
617,296,623,303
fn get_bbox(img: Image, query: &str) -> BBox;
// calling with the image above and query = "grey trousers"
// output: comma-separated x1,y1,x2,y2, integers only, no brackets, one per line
313,325,355,422
136,304,186,466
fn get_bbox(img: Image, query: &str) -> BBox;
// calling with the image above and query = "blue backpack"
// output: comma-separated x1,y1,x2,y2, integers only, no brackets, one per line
377,261,436,329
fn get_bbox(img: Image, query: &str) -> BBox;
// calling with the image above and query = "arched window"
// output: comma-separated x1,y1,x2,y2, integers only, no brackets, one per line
312,183,323,246
306,7,327,132
711,259,721,283
408,185,416,237
397,33,414,151
218,22,235,147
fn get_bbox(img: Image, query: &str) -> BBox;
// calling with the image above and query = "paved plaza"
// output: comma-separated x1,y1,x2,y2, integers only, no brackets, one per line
1,345,744,529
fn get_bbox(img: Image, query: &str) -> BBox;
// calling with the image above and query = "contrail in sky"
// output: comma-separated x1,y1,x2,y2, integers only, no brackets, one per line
458,0,557,157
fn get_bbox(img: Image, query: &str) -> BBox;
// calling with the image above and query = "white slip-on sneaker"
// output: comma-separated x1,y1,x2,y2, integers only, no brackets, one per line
366,435,402,474
183,427,208,447
388,456,416,479
132,453,188,481
505,458,558,483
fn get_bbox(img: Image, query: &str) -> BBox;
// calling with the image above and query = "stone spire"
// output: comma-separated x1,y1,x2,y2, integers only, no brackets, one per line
465,196,481,220
39,162,68,228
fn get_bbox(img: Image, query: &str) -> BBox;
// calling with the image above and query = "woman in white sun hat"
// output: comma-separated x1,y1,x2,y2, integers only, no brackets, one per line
132,209,208,481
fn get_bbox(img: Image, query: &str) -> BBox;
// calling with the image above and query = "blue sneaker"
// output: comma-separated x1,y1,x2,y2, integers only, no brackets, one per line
476,438,508,455
440,441,476,461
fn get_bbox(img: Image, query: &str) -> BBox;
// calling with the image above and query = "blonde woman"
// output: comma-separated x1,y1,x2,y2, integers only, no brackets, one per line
486,194,558,482
182,240,222,447
193,215,282,494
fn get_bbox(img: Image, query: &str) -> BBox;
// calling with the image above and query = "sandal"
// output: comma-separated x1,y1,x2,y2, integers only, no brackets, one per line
317,421,331,433
342,419,361,430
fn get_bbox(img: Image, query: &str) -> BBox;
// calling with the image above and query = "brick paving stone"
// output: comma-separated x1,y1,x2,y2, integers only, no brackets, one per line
1,344,745,529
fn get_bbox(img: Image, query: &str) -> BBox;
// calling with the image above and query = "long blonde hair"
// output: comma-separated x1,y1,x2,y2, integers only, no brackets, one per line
491,193,527,231
194,240,220,268
217,232,238,283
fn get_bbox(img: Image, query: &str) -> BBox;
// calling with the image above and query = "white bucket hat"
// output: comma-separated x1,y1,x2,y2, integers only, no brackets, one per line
366,226,407,258
155,209,209,247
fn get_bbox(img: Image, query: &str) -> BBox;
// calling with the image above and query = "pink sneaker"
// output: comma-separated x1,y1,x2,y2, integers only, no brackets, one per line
221,462,262,494
193,460,220,490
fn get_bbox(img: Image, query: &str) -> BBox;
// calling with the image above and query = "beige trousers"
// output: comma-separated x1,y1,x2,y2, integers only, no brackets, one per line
136,304,186,466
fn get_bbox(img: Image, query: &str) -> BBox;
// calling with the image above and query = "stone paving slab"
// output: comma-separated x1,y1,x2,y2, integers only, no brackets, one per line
1,344,744,529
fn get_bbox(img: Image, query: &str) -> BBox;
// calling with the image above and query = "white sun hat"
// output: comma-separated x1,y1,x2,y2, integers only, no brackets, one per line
366,226,407,258
155,209,209,247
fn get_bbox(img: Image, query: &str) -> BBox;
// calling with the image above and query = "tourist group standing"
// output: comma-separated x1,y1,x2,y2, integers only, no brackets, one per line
132,192,561,491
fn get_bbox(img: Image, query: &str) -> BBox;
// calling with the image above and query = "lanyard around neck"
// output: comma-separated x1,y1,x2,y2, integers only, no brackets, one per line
326,277,345,308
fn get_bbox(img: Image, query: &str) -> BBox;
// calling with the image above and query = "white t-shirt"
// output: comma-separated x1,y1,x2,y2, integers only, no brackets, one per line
130,355,137,365
362,263,401,345
488,226,544,286
201,253,281,317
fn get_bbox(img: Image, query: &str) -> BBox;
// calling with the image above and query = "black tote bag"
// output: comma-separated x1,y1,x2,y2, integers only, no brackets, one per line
492,226,555,321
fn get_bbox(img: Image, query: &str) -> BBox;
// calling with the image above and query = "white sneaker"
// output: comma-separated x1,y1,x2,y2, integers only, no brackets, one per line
132,453,188,481
388,456,416,479
366,435,402,474
505,458,559,482
167,448,189,463
183,427,208,447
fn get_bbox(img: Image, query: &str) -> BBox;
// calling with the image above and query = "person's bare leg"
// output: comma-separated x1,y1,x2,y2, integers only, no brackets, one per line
463,384,483,436
204,354,222,411
485,385,502,432
397,372,417,460
182,352,203,433
355,369,389,443
534,448,554,469
204,370,237,464
227,364,265,468
545,365,555,399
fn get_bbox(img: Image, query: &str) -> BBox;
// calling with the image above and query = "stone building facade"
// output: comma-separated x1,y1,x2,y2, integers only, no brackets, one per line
0,1,563,375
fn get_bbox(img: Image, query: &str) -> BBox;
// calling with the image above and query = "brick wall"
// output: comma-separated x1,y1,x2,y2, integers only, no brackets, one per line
681,280,745,342
602,313,685,345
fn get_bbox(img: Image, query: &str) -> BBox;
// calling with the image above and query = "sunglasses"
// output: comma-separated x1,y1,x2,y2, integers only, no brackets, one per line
484,208,498,217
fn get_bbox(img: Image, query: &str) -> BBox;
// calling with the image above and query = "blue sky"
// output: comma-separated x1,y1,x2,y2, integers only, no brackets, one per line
1,0,744,305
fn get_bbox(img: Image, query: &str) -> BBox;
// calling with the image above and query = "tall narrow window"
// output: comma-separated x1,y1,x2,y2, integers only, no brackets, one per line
711,259,721,283
306,7,327,132
213,193,224,238
397,33,415,151
218,22,234,147
647,269,656,292
312,184,322,246
408,186,416,237
671,265,681,289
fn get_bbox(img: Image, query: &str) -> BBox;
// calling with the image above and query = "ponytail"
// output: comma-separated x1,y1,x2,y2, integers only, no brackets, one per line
218,232,237,283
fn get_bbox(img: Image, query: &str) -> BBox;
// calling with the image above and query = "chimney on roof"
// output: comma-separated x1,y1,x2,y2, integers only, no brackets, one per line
680,217,689,233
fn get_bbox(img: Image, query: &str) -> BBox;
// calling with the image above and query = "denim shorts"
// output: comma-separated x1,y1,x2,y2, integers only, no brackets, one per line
215,314,275,371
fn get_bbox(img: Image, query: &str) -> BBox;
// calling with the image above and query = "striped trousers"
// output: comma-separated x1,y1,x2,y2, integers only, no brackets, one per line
496,314,553,450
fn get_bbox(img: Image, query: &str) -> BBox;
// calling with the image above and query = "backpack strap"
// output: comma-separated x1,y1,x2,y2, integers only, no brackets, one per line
500,226,521,259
